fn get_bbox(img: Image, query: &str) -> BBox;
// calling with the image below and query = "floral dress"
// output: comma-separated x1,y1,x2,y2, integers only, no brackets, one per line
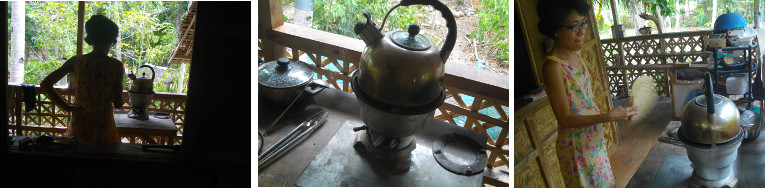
546,55,615,188
67,55,124,142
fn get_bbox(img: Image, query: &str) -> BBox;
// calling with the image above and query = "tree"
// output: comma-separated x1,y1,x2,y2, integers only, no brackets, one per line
10,1,25,84
635,0,677,33
610,0,677,34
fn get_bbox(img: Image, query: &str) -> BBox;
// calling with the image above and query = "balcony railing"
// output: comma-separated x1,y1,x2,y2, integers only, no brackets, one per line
599,30,762,97
6,84,186,145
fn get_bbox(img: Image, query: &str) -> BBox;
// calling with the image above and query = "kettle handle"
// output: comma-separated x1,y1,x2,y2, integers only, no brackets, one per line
704,72,715,114
382,0,457,63
138,65,156,80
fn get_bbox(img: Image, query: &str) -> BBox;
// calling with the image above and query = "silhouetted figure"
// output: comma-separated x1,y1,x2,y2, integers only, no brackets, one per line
41,14,125,142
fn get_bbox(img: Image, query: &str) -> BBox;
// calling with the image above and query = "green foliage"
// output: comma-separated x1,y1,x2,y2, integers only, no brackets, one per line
642,0,678,17
151,63,189,93
15,1,191,93
23,60,59,84
312,0,425,39
471,0,509,61
694,7,709,27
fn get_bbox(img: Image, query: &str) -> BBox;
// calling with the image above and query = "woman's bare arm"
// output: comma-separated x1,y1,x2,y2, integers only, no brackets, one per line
542,59,637,129
112,60,125,109
41,57,77,112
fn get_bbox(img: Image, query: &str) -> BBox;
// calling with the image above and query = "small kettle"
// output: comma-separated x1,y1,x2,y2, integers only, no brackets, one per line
353,0,457,107
128,65,156,94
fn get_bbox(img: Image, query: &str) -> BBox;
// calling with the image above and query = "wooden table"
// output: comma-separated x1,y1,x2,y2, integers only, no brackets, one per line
114,111,177,145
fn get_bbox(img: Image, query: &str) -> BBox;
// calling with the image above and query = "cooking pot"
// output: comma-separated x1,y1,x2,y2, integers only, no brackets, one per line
258,57,314,105
353,0,456,107
680,72,741,144
128,65,155,94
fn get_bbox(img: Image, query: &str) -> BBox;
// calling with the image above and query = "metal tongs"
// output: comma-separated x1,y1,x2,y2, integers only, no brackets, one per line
258,110,329,171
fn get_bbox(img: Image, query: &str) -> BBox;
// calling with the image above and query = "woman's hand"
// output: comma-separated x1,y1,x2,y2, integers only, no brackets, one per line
607,105,638,121
62,104,79,112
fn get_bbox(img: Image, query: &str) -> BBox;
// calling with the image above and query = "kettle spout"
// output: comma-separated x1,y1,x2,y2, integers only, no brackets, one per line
354,12,383,45
128,73,136,80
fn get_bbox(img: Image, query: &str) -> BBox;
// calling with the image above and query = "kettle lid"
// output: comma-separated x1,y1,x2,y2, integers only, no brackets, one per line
391,24,431,51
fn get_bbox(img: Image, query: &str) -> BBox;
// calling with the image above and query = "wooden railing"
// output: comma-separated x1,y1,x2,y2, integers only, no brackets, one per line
6,85,186,145
600,30,749,97
260,22,509,184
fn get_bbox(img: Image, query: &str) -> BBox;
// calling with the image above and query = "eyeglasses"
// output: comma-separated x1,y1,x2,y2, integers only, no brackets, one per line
565,21,589,32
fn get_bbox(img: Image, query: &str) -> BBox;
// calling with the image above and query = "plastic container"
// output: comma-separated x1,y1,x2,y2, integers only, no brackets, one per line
728,27,756,46
709,34,727,48
726,73,749,94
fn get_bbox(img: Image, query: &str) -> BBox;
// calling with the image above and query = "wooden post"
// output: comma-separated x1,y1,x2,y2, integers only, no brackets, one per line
618,40,629,98
0,1,7,151
611,0,619,26
610,0,619,38
76,1,84,56
258,0,286,61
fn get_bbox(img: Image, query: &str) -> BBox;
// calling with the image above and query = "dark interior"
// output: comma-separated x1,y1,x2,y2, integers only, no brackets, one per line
2,2,251,187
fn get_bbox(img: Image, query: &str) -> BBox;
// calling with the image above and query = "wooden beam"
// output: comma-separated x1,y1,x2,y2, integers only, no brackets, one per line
271,23,364,63
610,0,619,26
77,1,84,55
258,0,286,61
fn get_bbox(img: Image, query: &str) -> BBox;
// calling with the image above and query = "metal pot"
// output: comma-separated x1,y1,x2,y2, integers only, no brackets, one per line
258,57,313,105
680,72,741,144
128,65,155,94
684,133,742,181
353,0,456,107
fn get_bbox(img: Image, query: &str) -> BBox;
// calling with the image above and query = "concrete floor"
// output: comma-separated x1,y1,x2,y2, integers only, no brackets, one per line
621,97,765,187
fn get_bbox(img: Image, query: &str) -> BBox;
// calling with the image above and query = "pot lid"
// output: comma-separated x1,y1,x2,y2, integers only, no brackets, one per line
258,57,313,88
391,24,430,51
714,11,747,31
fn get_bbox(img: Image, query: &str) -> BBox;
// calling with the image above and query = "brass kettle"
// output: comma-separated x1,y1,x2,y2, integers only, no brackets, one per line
128,65,156,94
680,72,741,144
353,0,456,107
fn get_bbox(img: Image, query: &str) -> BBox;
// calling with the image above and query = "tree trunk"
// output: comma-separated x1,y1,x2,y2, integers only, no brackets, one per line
631,0,641,35
10,1,25,85
713,0,717,23
655,5,665,33
177,62,186,93
113,1,122,61
639,13,664,33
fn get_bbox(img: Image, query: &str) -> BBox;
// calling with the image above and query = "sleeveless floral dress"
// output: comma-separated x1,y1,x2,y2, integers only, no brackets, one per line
67,55,124,142
546,55,615,188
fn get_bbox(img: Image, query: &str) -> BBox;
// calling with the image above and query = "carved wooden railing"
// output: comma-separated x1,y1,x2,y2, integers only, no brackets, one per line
260,21,510,181
600,30,760,97
6,85,186,145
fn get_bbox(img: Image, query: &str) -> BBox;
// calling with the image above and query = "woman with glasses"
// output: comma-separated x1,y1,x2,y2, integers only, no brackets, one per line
537,0,637,187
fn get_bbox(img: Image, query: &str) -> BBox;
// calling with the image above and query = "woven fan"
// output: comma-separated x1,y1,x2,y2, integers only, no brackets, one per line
630,75,657,123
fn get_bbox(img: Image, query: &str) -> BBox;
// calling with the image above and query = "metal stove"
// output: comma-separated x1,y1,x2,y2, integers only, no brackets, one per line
350,74,444,174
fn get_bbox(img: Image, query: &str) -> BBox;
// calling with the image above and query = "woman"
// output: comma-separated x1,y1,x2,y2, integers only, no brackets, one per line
41,15,125,142
537,0,638,187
